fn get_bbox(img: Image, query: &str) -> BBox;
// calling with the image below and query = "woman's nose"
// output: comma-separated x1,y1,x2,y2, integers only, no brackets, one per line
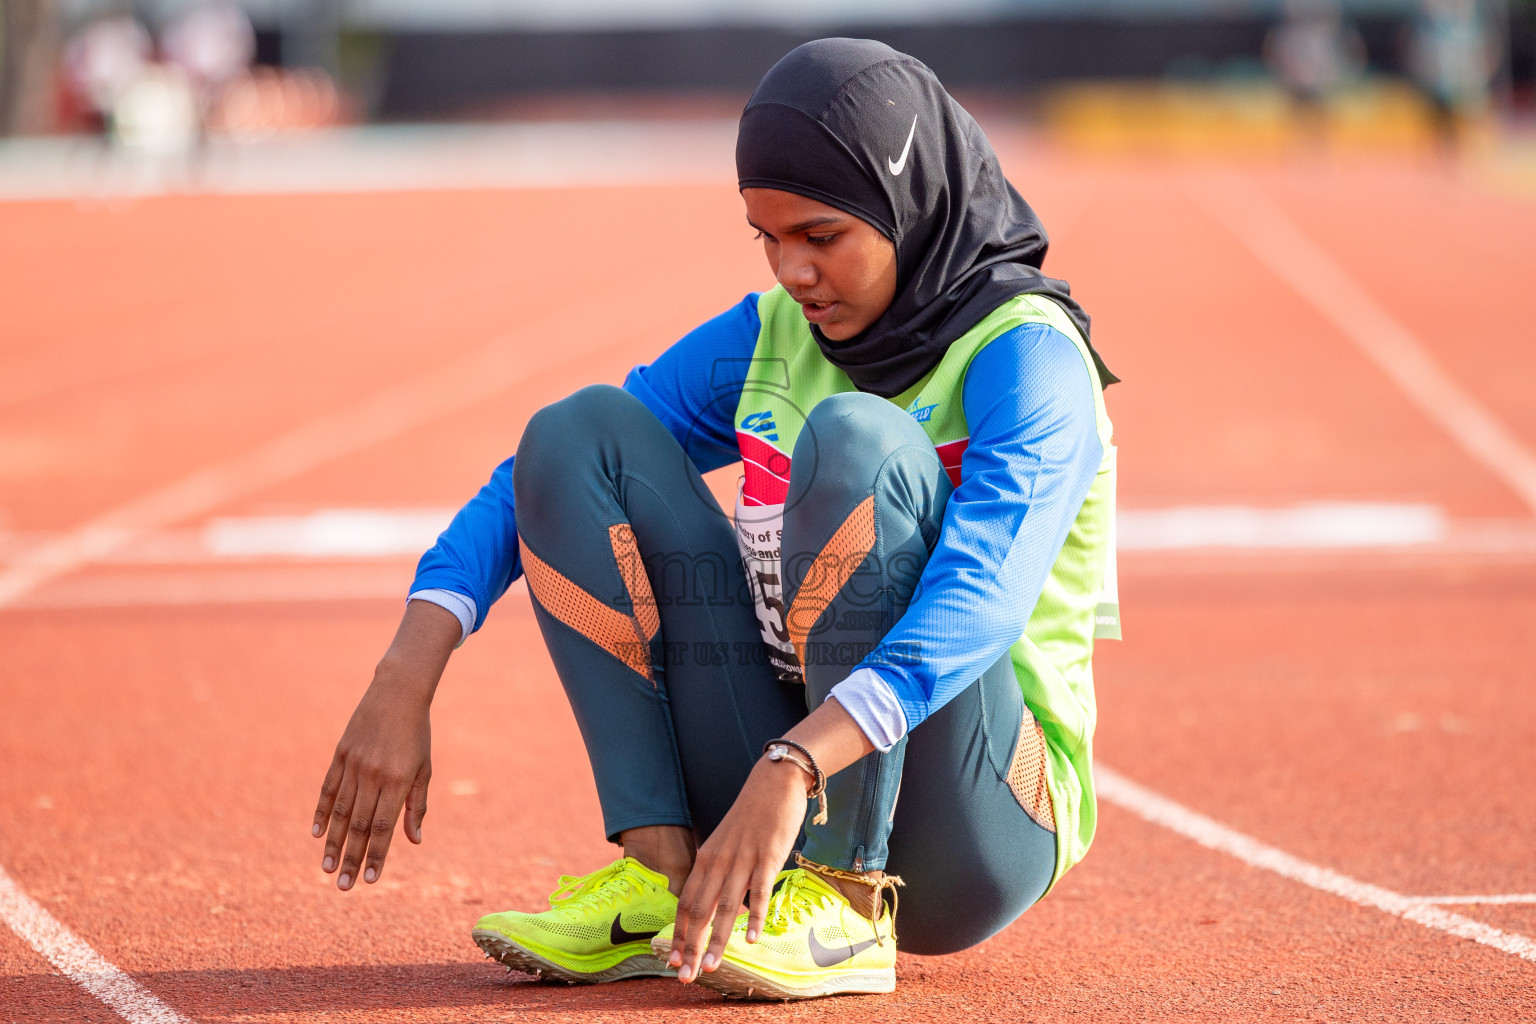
776,250,817,289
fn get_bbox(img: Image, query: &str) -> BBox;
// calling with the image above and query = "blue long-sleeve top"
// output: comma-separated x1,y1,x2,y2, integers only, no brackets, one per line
410,293,1101,746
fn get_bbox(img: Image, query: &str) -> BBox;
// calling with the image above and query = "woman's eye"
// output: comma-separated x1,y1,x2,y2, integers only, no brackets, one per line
753,230,776,243
807,234,836,246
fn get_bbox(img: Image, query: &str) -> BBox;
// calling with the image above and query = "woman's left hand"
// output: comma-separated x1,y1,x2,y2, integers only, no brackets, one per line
667,756,809,983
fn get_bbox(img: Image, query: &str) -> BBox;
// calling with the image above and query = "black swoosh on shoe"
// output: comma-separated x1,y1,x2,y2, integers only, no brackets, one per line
610,916,660,945
807,928,878,968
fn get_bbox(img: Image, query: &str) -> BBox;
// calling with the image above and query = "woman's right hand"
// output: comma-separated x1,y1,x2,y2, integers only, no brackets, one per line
312,599,461,890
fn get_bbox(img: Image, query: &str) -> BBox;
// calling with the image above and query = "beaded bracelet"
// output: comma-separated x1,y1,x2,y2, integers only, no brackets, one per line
762,738,828,825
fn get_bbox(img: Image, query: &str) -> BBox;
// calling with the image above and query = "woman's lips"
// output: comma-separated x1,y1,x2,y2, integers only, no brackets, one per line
800,300,839,324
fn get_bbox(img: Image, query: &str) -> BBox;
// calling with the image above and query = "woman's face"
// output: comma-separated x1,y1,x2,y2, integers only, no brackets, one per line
741,187,897,341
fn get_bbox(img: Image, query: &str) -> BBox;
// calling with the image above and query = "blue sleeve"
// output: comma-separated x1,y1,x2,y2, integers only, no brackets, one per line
621,293,759,473
409,295,759,633
410,455,522,633
860,323,1103,730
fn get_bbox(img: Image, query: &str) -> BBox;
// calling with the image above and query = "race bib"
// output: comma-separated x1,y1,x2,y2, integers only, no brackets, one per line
734,483,803,683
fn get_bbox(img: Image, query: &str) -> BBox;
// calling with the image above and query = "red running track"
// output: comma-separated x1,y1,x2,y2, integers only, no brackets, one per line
2,143,1534,1022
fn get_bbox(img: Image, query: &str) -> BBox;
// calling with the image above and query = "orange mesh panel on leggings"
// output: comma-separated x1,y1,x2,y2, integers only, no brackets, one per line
521,541,654,685
609,524,660,641
785,495,877,670
1006,710,1057,832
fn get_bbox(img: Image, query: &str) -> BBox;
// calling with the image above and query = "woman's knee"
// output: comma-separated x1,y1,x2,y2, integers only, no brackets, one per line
885,814,1055,954
799,392,928,466
896,915,1001,957
892,873,1037,955
788,392,949,528
515,384,647,487
521,384,641,448
791,392,937,503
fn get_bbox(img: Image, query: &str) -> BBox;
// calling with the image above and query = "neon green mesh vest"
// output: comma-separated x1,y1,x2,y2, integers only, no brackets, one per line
733,285,1117,889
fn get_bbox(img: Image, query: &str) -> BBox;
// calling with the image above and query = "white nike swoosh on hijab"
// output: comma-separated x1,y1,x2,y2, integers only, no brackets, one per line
887,116,918,175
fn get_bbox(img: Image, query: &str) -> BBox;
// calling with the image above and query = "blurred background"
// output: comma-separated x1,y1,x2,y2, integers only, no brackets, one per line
0,0,1532,169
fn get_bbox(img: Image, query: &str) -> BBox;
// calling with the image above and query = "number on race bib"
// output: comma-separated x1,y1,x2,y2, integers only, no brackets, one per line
735,484,802,683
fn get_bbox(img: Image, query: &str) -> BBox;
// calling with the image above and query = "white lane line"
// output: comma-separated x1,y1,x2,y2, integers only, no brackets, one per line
0,862,192,1024
0,307,662,611
19,535,1531,612
10,570,530,610
14,565,414,610
1407,895,1536,906
8,504,1536,611
0,502,1492,568
1097,765,1536,962
1118,502,1445,550
201,508,453,558
1189,172,1536,518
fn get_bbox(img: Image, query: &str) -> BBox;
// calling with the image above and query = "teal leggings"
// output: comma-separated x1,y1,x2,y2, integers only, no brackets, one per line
511,385,1055,954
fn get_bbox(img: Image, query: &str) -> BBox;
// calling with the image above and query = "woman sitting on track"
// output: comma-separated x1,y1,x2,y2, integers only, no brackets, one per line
312,37,1118,1002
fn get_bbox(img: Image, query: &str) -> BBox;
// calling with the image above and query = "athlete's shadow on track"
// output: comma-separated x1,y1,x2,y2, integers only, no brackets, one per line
92,962,818,1013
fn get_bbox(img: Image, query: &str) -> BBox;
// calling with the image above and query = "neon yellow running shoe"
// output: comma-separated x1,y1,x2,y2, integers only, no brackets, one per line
472,857,677,984
651,868,896,1000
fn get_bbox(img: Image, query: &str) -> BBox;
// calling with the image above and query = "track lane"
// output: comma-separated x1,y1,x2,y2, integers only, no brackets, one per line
4,596,1534,1022
0,186,759,530
1187,166,1536,516
4,152,1535,1021
1096,563,1536,899
1048,159,1529,518
1255,158,1536,449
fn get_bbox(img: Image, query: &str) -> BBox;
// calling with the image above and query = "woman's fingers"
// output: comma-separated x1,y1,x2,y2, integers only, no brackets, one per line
668,763,813,981
703,867,753,970
362,780,412,884
320,763,357,875
318,754,427,885
670,875,707,978
335,784,382,890
312,754,345,838
672,857,725,982
674,857,755,981
360,762,431,881
744,863,777,944
404,762,430,845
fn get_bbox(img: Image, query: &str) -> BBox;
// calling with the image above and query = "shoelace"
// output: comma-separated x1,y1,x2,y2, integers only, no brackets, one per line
547,863,643,912
760,871,834,935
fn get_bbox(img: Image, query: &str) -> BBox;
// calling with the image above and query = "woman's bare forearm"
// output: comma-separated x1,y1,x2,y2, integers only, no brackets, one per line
782,697,878,778
371,599,464,705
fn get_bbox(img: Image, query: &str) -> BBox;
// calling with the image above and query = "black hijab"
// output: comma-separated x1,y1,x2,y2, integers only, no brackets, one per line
737,38,1116,398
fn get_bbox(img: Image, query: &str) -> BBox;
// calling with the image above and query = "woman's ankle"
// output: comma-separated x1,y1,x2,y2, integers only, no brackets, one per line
619,825,696,896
